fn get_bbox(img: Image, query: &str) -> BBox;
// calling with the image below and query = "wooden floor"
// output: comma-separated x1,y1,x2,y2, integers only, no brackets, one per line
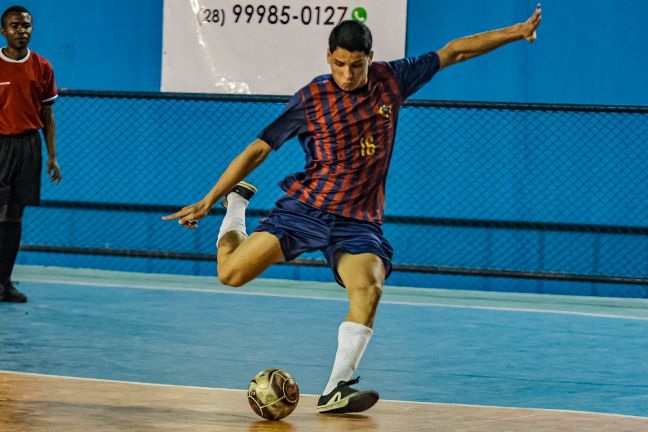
1,372,646,432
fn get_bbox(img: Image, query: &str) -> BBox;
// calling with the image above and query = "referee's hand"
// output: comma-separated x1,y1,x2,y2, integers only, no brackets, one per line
47,158,62,184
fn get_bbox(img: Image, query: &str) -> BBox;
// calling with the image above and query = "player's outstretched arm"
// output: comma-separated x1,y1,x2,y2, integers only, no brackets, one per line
162,139,272,228
437,3,542,70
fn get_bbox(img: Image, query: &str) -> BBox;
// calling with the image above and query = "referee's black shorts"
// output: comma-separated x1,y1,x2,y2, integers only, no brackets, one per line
0,130,42,206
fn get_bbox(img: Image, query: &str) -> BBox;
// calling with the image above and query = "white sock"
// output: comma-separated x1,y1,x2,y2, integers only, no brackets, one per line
217,193,248,243
322,321,373,395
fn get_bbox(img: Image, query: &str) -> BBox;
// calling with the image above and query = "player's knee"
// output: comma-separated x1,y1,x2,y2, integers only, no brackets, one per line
367,283,383,306
350,282,382,307
217,264,249,287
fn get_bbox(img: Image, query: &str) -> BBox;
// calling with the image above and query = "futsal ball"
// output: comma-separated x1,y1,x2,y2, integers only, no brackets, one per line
247,368,300,420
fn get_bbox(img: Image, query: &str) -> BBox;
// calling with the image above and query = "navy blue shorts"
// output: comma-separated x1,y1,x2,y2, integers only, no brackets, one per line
255,195,393,287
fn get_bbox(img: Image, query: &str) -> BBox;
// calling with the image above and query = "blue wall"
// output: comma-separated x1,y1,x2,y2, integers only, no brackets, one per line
9,0,163,91
407,0,648,105
7,0,648,104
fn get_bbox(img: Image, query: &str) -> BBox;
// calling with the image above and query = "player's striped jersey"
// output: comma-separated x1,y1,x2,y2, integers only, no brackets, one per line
259,51,440,224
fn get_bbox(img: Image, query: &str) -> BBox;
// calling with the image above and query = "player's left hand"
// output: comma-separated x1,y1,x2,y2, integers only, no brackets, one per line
47,157,62,184
520,3,542,42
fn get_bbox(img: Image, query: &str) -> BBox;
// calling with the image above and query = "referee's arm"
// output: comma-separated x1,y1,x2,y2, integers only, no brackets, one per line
40,103,62,183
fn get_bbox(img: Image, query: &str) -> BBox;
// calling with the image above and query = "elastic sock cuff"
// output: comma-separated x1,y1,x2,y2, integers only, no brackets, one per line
340,321,373,337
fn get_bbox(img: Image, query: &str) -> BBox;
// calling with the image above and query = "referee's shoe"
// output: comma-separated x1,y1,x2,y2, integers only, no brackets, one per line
221,181,257,208
1,280,27,303
317,377,379,414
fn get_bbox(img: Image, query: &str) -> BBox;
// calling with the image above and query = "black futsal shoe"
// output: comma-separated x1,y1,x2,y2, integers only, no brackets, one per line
221,181,257,209
1,280,28,303
317,377,379,414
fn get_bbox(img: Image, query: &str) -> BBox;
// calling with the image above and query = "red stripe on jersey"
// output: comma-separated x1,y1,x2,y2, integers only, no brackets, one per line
311,81,346,209
285,177,303,196
348,101,368,215
297,82,328,203
300,88,318,136
373,75,402,222
302,83,324,159
350,96,380,220
351,82,399,223
326,91,361,216
373,77,402,221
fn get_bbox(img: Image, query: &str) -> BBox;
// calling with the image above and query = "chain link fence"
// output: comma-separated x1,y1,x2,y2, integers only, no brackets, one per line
20,90,648,295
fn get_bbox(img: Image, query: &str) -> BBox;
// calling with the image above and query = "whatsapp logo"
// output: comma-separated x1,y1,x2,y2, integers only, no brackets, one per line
351,7,367,22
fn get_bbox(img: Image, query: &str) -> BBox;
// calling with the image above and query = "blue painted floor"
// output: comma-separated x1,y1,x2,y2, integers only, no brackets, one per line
1,267,647,418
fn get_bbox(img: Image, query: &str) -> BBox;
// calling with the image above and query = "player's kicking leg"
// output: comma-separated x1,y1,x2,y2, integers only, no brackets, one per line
216,181,284,287
317,252,384,414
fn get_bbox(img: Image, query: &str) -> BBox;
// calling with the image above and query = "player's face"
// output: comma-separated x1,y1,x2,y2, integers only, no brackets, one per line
327,48,373,92
1,13,33,50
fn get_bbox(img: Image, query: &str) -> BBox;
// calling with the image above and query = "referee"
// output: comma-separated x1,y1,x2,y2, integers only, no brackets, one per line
0,5,61,303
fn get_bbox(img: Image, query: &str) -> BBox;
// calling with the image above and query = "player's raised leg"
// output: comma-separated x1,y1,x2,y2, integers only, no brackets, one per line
217,181,257,256
217,231,284,287
216,182,284,287
317,252,384,414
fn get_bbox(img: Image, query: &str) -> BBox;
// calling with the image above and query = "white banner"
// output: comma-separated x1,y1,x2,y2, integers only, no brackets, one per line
162,0,408,95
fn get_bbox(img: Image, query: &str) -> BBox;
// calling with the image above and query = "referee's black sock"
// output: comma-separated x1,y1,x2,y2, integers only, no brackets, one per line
0,221,22,284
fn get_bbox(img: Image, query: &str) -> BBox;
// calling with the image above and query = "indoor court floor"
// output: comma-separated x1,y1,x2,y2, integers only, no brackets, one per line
1,265,647,431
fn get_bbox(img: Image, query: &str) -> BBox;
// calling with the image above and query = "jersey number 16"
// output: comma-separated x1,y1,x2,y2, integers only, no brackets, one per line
360,136,376,157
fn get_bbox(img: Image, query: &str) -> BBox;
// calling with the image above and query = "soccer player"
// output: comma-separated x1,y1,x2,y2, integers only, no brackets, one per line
0,5,61,303
164,5,542,413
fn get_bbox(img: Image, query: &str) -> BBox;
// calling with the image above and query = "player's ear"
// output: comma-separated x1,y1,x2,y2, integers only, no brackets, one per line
368,51,374,63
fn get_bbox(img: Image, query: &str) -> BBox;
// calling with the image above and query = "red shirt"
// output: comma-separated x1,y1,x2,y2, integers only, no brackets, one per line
0,48,58,135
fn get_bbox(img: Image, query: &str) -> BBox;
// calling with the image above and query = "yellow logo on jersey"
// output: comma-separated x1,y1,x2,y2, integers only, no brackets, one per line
378,104,392,119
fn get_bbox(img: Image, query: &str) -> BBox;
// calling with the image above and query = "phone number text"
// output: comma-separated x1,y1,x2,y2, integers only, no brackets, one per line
200,5,354,27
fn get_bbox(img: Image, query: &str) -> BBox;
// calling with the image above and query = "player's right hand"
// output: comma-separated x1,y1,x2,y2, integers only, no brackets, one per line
161,200,211,229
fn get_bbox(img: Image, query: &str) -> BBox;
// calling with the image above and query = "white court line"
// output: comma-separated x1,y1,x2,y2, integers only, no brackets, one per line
1,370,646,420
17,276,648,321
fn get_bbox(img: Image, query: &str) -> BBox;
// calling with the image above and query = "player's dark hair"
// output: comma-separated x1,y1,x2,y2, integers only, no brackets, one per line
328,20,372,54
1,5,31,29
